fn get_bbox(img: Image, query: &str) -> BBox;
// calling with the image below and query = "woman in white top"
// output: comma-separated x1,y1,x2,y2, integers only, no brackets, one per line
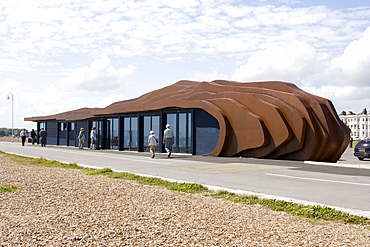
147,130,159,158
90,127,96,149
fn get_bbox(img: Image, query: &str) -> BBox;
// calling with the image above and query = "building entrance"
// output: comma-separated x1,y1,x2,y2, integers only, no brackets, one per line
165,112,192,154
142,115,160,152
123,116,138,151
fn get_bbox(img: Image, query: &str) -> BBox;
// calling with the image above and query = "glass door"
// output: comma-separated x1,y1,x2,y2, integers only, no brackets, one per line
165,112,192,154
142,115,160,152
123,116,138,151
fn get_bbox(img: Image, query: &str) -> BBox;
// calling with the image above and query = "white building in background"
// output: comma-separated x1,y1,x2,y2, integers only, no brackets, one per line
339,108,370,140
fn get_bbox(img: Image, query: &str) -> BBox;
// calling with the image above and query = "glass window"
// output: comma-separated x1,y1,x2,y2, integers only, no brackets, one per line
124,118,130,150
179,113,187,153
123,117,138,151
143,116,151,152
112,118,119,150
131,117,138,151
166,114,177,152
40,122,46,130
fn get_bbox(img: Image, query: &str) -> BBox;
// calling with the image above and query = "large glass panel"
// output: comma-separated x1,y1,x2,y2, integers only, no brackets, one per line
123,118,130,150
188,113,192,153
131,117,138,150
143,116,151,152
97,121,103,149
40,122,46,130
179,113,187,153
112,118,119,150
152,116,160,152
106,119,111,149
166,114,177,152
142,116,160,152
178,113,192,153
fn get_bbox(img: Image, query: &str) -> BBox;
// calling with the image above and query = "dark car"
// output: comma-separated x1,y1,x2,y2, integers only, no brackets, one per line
354,139,370,160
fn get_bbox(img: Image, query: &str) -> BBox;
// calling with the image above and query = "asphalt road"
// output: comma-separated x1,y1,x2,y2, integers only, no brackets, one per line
1,141,369,218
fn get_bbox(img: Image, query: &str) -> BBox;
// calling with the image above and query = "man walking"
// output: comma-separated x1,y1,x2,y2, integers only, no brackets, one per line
20,129,27,146
163,124,174,157
39,128,47,147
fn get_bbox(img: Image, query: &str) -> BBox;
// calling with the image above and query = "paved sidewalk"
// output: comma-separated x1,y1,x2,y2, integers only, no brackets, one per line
305,148,370,169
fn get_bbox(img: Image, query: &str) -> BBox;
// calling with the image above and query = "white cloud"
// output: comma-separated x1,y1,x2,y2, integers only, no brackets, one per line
189,70,229,82
329,26,370,86
232,40,323,83
160,0,200,9
59,56,136,92
1,1,370,129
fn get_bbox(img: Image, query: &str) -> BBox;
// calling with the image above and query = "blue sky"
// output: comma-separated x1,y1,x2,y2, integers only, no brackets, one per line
1,0,370,129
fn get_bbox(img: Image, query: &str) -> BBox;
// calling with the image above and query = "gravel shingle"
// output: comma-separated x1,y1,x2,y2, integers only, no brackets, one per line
0,155,369,246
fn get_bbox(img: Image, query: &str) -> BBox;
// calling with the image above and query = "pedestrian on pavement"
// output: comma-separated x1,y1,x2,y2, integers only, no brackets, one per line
78,128,85,149
163,124,174,157
90,127,96,149
39,128,47,147
30,129,37,145
20,129,27,146
148,130,159,158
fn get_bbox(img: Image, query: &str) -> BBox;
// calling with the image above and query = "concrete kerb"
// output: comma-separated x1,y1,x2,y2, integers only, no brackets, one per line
304,160,370,170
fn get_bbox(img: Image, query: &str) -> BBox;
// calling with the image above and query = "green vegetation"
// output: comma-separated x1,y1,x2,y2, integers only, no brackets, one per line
0,185,21,193
208,190,370,225
0,151,82,169
86,168,208,193
2,151,369,225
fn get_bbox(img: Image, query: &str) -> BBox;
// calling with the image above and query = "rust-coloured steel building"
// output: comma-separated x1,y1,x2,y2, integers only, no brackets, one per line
25,80,350,162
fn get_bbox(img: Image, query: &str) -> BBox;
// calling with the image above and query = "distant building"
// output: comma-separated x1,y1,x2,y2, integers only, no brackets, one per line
340,108,370,140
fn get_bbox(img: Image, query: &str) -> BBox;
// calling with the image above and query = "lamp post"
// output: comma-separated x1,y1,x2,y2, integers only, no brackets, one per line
7,93,14,142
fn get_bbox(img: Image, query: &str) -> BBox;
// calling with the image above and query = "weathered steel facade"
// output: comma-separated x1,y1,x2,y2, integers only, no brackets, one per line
25,80,350,162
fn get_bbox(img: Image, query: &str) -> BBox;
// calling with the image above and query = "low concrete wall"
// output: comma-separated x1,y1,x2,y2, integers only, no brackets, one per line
0,137,22,142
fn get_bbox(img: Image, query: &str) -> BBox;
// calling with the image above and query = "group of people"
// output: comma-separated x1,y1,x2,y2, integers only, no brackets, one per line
19,128,47,147
147,124,174,158
77,127,96,149
18,124,174,158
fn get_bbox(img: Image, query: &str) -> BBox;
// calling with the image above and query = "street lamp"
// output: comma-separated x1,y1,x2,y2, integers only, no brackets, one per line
7,93,14,142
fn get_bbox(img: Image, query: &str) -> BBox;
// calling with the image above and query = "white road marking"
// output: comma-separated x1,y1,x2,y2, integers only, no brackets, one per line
265,173,370,187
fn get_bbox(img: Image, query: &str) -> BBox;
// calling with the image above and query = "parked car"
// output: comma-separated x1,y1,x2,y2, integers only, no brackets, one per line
353,139,370,160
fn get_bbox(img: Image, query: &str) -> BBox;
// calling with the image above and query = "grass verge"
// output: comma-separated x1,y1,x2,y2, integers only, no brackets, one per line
85,168,209,193
0,151,82,169
2,151,369,225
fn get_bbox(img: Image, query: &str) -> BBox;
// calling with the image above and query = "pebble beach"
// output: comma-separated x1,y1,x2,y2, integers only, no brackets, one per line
0,154,369,246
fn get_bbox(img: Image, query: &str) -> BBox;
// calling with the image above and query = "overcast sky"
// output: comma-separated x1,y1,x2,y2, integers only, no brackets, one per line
1,0,370,129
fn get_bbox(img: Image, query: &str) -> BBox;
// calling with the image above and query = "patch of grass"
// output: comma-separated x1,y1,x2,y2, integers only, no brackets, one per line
85,167,113,175
207,190,370,225
1,151,82,169
0,185,21,193
86,168,208,193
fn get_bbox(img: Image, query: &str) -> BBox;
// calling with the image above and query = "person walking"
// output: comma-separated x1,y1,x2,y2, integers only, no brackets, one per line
163,124,174,157
20,129,27,146
147,130,159,158
90,127,96,149
78,128,85,149
39,128,47,147
30,129,37,145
